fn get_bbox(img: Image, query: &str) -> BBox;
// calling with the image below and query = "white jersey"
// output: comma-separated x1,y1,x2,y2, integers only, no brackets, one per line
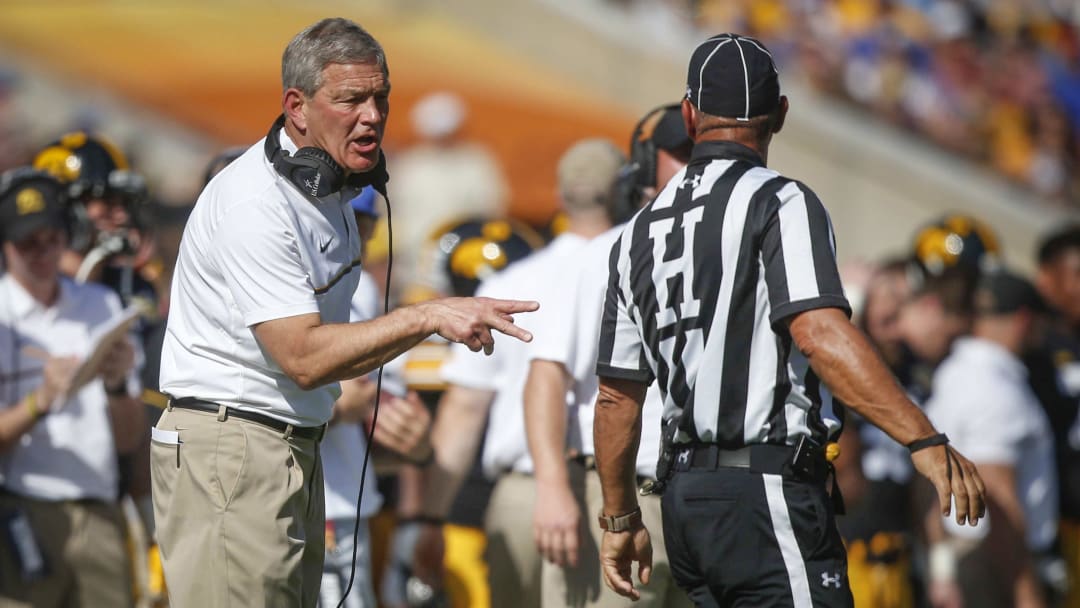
441,233,587,478
0,275,140,501
529,225,663,478
322,272,384,521
927,337,1058,551
161,130,363,427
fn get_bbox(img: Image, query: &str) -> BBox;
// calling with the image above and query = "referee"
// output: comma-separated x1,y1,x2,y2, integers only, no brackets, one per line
592,34,986,607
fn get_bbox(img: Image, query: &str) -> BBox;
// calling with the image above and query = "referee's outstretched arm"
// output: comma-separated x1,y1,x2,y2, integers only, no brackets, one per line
787,306,987,527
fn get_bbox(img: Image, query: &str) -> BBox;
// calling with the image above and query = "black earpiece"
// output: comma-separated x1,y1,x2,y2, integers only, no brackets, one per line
611,104,681,224
263,115,389,204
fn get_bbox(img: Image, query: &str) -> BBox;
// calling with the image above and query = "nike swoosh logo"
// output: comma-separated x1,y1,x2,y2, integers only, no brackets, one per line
319,237,333,253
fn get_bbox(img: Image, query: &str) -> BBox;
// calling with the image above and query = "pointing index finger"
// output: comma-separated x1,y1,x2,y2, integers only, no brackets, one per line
492,299,540,314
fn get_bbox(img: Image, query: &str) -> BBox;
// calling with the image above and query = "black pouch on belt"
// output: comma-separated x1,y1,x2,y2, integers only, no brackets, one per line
789,435,845,515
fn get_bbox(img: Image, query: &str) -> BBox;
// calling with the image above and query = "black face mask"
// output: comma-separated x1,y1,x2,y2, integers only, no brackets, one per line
263,115,389,205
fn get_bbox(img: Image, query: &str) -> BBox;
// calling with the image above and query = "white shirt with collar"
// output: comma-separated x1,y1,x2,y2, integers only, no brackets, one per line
440,232,586,479
528,224,664,479
0,275,137,501
161,129,363,427
926,336,1059,551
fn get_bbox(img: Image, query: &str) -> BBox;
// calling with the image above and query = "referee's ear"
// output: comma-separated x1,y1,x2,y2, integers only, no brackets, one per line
772,96,789,135
681,99,697,142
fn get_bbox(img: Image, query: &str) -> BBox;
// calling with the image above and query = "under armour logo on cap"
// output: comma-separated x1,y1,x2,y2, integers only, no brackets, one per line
685,33,780,121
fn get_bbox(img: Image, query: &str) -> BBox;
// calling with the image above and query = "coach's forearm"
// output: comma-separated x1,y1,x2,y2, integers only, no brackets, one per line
256,306,433,390
594,377,647,516
789,307,936,446
524,360,572,485
314,306,435,381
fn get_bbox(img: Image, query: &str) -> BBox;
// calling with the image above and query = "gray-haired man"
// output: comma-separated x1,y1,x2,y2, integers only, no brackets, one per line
151,18,537,606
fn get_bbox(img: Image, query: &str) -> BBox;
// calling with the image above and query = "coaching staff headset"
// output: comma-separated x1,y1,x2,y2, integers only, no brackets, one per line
590,34,987,607
150,18,537,608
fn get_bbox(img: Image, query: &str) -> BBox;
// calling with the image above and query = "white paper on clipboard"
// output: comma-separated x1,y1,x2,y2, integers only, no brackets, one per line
64,306,140,400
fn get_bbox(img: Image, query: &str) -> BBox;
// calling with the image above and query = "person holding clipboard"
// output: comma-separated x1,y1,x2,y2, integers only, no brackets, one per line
0,168,145,608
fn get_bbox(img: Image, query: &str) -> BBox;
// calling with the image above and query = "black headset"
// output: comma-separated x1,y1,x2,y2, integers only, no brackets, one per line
263,115,389,204
0,167,76,245
611,103,681,224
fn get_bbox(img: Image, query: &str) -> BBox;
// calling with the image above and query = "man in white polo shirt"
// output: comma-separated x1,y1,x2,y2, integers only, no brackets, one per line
152,18,536,607
411,139,626,607
523,106,692,608
925,271,1059,608
0,168,144,607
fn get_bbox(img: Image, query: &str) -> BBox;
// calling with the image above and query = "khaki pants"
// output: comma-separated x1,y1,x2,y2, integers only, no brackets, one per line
151,407,325,607
484,472,541,608
0,492,133,608
541,464,692,608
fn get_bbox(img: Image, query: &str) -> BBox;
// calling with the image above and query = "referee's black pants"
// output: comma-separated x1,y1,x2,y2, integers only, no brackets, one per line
661,467,854,607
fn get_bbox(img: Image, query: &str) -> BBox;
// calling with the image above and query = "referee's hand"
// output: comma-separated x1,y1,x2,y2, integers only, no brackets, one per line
600,527,653,601
912,444,986,527
419,297,538,355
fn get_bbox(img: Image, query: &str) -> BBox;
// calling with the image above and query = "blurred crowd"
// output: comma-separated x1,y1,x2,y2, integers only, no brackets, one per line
608,0,1080,207
2,82,1080,608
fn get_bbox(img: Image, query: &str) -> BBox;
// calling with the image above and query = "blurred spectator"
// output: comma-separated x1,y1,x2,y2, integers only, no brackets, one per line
0,168,145,607
897,266,976,367
388,92,510,299
379,217,541,608
610,0,1080,206
33,130,165,564
924,271,1059,608
1031,224,1080,608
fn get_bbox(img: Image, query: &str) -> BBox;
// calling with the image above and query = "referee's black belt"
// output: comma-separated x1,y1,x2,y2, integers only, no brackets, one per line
167,396,326,442
675,443,828,483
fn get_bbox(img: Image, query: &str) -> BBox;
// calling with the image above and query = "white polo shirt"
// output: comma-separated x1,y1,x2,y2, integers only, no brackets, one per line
441,233,586,479
0,275,138,501
926,337,1059,551
161,130,363,427
529,224,663,479
323,272,384,521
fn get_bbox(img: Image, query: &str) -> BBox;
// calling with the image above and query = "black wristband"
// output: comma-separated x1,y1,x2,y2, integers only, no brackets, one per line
907,433,949,453
104,381,129,397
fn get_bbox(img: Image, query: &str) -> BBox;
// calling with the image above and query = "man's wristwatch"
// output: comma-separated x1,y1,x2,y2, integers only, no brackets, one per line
598,507,643,532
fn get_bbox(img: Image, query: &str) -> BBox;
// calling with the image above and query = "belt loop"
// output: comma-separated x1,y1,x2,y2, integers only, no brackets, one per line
283,424,294,440
217,404,228,422
166,396,174,411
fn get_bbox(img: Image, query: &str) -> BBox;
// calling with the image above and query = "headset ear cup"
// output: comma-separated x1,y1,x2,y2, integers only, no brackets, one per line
290,147,345,198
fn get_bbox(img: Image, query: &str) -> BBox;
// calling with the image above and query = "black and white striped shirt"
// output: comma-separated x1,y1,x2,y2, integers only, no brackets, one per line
596,140,849,448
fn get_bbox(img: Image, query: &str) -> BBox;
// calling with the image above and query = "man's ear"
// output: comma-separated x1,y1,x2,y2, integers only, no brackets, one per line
282,88,308,133
681,99,696,141
773,96,789,134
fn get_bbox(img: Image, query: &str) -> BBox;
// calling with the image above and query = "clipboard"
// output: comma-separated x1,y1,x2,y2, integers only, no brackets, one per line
64,306,140,400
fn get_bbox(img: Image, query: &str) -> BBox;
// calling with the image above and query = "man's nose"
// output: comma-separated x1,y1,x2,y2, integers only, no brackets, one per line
357,99,384,125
